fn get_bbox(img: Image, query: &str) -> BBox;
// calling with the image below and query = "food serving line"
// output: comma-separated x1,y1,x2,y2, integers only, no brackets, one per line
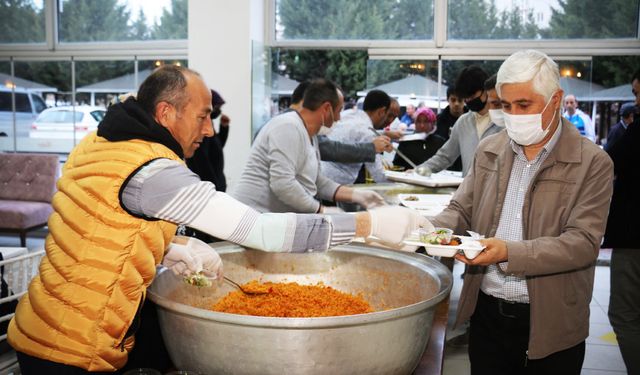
147,171,464,375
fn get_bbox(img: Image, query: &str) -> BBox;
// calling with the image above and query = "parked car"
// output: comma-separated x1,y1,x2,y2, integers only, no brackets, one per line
29,106,106,139
0,87,47,138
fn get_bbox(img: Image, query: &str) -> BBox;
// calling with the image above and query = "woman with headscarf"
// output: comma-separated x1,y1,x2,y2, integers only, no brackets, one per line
393,107,446,170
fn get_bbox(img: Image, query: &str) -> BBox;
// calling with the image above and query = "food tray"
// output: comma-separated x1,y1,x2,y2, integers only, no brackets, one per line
385,171,464,188
404,236,485,259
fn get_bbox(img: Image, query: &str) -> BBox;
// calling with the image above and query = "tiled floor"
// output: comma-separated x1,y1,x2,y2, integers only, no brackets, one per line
0,233,629,375
443,254,628,375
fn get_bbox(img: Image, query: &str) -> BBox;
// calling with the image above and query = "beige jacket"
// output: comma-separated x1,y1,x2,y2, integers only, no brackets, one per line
433,119,613,359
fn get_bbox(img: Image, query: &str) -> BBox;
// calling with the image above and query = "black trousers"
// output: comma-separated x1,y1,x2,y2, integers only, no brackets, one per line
17,301,172,374
469,291,585,375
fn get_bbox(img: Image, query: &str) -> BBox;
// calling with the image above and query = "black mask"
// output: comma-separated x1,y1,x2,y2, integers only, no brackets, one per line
210,108,222,119
465,93,487,112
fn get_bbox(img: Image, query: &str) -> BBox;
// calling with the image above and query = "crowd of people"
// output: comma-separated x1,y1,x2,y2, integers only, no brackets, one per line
5,49,639,375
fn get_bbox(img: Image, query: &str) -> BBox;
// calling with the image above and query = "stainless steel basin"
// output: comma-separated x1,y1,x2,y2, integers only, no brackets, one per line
147,242,452,375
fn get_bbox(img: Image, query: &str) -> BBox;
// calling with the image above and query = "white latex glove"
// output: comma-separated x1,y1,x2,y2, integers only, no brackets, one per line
351,189,385,209
368,206,435,246
162,236,223,280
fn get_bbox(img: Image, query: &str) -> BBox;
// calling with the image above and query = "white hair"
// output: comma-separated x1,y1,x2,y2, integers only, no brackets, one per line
496,50,560,101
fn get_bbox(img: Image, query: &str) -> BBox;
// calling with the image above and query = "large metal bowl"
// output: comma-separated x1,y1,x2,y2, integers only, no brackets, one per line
147,242,452,375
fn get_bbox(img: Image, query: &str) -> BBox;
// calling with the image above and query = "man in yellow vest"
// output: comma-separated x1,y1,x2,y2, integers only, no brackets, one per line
7,65,430,374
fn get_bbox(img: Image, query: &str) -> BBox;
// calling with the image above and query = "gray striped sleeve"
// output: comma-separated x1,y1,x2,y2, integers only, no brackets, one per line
290,213,356,252
122,158,217,223
226,209,259,243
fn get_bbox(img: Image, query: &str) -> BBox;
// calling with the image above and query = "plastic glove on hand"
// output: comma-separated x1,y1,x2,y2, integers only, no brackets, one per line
368,206,435,246
351,189,386,209
162,242,202,277
163,236,223,280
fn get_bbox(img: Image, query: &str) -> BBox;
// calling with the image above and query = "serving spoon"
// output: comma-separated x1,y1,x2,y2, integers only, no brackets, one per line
224,276,270,295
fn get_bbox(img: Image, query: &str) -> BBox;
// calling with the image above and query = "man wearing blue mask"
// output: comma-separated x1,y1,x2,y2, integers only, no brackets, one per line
429,50,613,374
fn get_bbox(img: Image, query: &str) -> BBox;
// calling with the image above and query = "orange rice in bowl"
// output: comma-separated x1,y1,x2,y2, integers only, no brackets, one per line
212,280,372,317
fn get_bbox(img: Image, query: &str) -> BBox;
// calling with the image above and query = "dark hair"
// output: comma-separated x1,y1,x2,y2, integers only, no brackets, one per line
446,85,458,99
291,80,311,105
455,65,489,99
632,69,640,83
363,90,391,112
302,79,340,111
137,65,197,114
484,74,497,91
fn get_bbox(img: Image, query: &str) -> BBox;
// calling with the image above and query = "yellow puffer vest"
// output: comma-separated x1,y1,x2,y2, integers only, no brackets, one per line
8,132,181,372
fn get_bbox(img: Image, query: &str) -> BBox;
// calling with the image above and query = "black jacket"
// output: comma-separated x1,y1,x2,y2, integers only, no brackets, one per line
392,134,446,170
603,117,639,248
186,126,229,192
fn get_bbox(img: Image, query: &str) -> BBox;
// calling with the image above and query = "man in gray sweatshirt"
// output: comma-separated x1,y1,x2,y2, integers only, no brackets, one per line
230,79,385,213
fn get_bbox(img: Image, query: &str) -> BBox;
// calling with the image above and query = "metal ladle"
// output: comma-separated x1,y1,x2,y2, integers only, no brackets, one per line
223,276,269,295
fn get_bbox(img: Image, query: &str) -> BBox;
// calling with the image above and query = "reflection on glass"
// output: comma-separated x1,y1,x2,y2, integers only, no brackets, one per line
0,0,45,43
366,60,443,110
276,0,434,40
252,41,273,139
1,61,61,152
271,48,368,106
448,0,639,40
58,0,187,42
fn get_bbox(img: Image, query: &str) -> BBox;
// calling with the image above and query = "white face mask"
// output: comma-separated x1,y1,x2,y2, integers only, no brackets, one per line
317,125,332,136
318,108,337,136
503,96,557,146
488,109,505,127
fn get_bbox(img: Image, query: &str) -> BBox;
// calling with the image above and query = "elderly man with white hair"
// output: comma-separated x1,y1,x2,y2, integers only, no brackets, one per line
429,50,613,374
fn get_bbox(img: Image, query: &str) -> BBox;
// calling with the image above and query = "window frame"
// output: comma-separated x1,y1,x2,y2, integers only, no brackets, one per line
0,0,187,60
267,0,640,58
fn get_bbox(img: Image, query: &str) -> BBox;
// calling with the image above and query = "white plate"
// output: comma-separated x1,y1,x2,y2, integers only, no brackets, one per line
403,236,485,259
398,193,453,209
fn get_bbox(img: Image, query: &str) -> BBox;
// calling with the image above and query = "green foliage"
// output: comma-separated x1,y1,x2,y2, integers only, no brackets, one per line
548,0,639,87
130,9,150,40
151,0,187,40
0,0,44,43
58,0,131,42
448,0,498,39
3,0,186,93
549,0,637,39
276,0,543,96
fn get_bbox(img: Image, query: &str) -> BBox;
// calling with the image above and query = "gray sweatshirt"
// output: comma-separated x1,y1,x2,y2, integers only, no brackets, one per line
421,111,503,176
230,111,340,213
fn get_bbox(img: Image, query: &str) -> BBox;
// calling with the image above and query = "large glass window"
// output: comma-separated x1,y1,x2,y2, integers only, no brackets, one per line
58,0,187,43
0,0,45,44
8,60,70,153
448,0,640,40
275,0,434,40
366,59,442,110
76,60,136,107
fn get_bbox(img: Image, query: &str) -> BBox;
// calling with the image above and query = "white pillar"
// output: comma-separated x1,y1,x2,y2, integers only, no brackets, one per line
189,0,265,188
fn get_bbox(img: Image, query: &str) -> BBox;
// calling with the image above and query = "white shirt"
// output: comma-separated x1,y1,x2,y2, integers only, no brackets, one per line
321,110,387,184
